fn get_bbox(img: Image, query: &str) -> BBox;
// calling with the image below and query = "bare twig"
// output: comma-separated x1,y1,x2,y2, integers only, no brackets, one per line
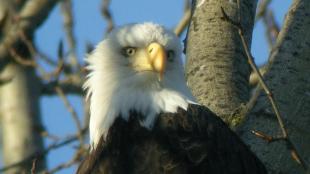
19,31,59,67
255,0,279,47
55,86,84,143
60,0,79,68
245,85,261,113
9,48,37,67
0,129,87,173
42,79,83,95
41,131,61,142
174,0,191,36
37,51,58,66
45,40,65,80
9,44,53,81
45,158,79,174
19,31,37,58
256,0,272,21
101,0,114,35
251,130,286,143
44,148,84,174
263,10,280,46
0,0,61,59
221,6,308,170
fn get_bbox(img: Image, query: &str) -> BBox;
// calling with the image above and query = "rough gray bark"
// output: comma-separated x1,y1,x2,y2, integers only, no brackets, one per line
239,0,310,173
0,64,45,174
185,0,257,125
0,0,58,173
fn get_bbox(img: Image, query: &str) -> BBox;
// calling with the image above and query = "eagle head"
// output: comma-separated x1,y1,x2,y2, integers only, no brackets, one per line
84,23,195,148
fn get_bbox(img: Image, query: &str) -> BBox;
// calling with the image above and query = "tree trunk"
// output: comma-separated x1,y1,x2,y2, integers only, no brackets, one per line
238,0,310,173
0,0,46,173
185,0,257,126
0,63,45,174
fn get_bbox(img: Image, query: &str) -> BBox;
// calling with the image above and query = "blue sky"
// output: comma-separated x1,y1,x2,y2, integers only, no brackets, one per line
9,0,293,173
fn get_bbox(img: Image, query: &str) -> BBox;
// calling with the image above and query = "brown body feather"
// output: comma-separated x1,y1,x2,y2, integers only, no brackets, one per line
77,104,267,174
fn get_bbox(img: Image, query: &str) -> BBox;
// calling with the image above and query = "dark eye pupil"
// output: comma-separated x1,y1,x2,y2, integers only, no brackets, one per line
126,48,135,55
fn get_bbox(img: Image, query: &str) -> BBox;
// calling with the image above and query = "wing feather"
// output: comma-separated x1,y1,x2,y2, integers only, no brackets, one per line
77,104,267,174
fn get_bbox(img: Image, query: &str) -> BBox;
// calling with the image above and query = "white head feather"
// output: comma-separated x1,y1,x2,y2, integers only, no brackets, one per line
84,22,196,149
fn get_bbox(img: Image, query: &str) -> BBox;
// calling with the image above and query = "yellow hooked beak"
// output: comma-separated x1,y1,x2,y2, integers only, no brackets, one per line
132,42,167,81
147,42,166,81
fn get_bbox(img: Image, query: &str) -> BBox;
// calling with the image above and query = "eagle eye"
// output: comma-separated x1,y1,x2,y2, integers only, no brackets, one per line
167,50,175,62
124,47,136,57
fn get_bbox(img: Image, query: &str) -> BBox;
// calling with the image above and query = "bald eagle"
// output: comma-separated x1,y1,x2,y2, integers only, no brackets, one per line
77,23,267,174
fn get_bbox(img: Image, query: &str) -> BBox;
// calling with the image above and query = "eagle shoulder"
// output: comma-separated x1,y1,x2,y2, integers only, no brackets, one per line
77,104,267,174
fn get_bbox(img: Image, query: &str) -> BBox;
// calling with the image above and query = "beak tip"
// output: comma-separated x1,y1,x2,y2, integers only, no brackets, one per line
147,42,167,81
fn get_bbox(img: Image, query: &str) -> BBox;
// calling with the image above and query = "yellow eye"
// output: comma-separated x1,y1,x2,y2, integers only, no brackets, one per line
125,47,136,56
167,50,175,62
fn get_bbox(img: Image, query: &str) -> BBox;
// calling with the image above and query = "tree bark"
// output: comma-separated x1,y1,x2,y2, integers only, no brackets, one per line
185,0,257,125
0,63,45,174
238,0,310,173
0,0,52,173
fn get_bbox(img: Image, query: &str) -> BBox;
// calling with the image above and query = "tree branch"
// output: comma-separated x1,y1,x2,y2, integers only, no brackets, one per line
185,0,257,123
0,0,61,60
226,0,310,172
101,0,114,36
221,5,308,170
41,73,83,95
0,129,87,173
60,0,79,68
174,0,191,36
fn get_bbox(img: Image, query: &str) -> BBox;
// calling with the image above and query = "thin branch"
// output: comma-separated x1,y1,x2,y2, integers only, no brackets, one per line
9,44,53,81
174,0,191,36
221,6,308,170
60,0,80,68
0,0,61,59
44,40,65,80
101,0,114,35
9,48,37,67
0,129,86,173
55,86,84,145
41,131,61,142
251,130,286,143
255,0,272,21
19,31,59,67
42,78,83,95
263,10,280,46
44,149,84,174
249,64,268,86
37,51,58,66
19,31,37,57
245,85,261,113
255,0,279,47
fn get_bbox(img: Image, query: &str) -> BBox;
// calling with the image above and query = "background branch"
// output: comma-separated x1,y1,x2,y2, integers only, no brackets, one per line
239,0,310,172
0,0,60,60
101,0,114,36
221,7,307,169
174,0,191,36
61,0,79,68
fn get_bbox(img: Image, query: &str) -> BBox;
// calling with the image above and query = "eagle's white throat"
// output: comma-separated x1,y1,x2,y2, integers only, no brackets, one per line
84,23,195,149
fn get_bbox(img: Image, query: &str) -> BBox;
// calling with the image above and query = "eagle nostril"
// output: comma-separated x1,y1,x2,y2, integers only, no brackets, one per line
148,47,153,53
